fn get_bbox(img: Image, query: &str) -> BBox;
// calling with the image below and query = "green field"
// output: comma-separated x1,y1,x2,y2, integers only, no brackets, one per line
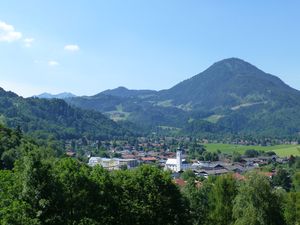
203,143,300,157
204,114,224,123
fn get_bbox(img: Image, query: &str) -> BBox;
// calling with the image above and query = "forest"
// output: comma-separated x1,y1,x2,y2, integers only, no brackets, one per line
0,124,299,225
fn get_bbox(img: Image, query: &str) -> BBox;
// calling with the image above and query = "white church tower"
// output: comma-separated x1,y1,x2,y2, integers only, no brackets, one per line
176,149,182,172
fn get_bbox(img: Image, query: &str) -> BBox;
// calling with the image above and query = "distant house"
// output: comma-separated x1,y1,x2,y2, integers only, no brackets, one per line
197,169,228,178
141,157,157,164
88,157,138,170
66,151,76,157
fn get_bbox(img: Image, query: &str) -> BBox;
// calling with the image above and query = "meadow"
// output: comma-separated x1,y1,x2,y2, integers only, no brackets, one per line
203,143,300,157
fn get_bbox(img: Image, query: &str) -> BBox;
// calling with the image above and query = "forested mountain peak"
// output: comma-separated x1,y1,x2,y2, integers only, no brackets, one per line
99,86,157,98
0,87,19,98
158,58,298,110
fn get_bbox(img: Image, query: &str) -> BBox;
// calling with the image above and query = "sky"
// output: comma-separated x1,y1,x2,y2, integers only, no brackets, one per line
0,0,300,97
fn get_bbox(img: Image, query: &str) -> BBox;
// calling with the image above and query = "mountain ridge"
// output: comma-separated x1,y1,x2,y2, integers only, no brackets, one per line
37,57,300,138
35,92,77,99
99,86,157,98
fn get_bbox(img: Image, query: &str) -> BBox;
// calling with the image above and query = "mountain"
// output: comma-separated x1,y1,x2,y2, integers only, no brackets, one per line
65,58,300,138
158,58,300,110
35,92,77,99
101,86,157,98
66,92,187,130
0,88,133,140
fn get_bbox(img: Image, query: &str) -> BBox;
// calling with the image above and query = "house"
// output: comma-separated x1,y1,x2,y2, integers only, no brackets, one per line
141,157,157,164
196,169,228,178
88,157,138,170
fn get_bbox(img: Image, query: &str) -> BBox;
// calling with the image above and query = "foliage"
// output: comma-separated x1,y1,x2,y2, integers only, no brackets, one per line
244,149,260,158
232,172,285,225
0,88,134,141
272,168,292,191
209,174,238,225
182,178,213,225
284,192,300,225
181,169,196,181
0,151,188,225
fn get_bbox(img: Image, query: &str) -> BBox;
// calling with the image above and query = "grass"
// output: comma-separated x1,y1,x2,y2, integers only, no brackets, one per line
204,115,224,123
203,143,300,157
156,100,173,107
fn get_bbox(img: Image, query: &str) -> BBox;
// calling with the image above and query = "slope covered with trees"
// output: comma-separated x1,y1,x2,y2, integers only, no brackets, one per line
0,88,134,140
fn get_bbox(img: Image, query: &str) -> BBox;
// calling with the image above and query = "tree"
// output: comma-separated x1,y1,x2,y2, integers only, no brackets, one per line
88,165,117,224
232,151,242,162
284,192,300,225
182,177,213,225
272,168,292,191
209,174,237,225
181,169,196,181
233,172,285,225
0,160,42,225
52,158,95,224
244,149,259,158
15,150,60,224
112,165,189,225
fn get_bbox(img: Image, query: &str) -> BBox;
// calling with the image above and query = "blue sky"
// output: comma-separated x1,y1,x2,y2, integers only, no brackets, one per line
0,0,299,97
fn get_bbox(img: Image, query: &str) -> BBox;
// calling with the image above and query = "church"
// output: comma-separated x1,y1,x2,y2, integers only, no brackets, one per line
164,150,190,172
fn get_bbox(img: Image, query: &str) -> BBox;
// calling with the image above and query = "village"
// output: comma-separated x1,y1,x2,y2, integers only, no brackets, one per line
64,136,293,182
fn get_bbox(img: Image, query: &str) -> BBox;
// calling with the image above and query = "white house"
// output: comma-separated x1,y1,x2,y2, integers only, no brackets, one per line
164,151,190,172
88,157,138,170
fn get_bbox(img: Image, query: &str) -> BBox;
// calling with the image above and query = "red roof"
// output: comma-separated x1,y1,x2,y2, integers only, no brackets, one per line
174,178,187,187
141,157,157,161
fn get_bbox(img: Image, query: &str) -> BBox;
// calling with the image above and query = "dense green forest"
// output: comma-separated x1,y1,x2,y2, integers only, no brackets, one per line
0,124,299,225
0,88,135,140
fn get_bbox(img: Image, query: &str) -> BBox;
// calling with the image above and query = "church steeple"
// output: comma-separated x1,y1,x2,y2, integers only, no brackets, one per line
176,146,182,172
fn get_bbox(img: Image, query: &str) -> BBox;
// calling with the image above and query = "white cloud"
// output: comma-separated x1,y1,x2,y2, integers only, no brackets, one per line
64,44,80,52
24,38,35,47
48,60,59,66
0,21,22,42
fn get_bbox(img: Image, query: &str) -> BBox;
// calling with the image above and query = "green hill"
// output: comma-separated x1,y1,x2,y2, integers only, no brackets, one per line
0,88,133,140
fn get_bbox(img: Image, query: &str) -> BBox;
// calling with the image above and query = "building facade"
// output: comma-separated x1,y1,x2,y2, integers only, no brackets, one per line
88,157,138,170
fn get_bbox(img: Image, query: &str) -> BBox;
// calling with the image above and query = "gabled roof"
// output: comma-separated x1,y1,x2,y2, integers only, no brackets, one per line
166,158,177,165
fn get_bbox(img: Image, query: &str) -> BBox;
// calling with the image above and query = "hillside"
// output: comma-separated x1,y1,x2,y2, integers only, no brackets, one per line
158,58,300,110
0,88,133,140
35,92,77,99
101,86,157,98
64,58,300,138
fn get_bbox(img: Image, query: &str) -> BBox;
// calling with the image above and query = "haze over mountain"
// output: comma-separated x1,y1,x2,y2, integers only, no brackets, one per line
35,92,77,99
66,58,300,138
